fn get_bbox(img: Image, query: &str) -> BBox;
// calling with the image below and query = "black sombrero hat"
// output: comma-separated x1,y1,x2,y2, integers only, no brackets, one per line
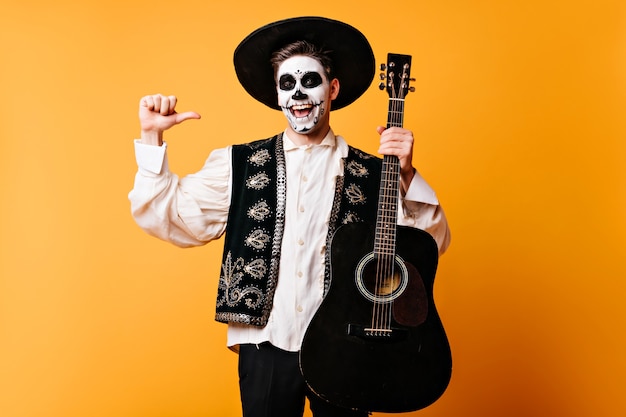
233,16,375,111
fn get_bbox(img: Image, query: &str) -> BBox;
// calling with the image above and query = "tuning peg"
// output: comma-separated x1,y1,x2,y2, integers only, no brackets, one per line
409,87,416,93
380,63,386,71
379,73,386,80
379,82,386,90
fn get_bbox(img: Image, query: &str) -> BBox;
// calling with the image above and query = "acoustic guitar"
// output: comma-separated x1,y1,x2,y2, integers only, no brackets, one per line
299,53,452,413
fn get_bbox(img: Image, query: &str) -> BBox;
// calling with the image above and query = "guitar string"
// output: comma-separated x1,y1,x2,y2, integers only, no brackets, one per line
373,76,396,333
372,80,391,334
373,72,406,334
372,74,403,332
385,98,401,332
373,181,387,333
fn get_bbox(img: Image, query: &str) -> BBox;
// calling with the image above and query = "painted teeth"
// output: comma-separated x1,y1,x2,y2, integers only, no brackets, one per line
292,104,312,110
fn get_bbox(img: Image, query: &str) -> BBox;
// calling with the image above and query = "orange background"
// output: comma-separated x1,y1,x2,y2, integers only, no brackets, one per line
1,1,625,416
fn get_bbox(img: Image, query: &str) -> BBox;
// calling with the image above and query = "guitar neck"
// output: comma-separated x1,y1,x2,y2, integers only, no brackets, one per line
374,52,412,260
374,97,405,258
387,97,405,129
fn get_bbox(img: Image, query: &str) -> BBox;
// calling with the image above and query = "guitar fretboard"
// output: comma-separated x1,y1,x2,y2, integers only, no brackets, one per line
374,96,405,260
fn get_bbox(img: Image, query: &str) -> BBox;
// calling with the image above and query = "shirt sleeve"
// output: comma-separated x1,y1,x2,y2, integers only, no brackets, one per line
398,170,451,256
128,140,232,247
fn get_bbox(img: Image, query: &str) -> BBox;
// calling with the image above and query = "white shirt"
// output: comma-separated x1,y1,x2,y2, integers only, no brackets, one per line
129,129,450,352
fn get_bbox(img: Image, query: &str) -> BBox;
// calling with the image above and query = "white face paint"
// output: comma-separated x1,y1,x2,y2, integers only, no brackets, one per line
276,56,330,134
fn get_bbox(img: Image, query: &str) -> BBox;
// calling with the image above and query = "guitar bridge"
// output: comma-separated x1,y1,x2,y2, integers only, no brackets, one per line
347,323,408,342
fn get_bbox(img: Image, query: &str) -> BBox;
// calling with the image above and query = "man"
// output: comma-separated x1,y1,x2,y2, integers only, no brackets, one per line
129,16,450,417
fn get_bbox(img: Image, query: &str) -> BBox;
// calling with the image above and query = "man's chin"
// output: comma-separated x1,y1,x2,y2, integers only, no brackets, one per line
294,125,312,133
289,118,317,134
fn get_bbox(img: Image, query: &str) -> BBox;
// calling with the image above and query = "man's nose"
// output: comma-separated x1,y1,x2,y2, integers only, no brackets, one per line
292,90,307,100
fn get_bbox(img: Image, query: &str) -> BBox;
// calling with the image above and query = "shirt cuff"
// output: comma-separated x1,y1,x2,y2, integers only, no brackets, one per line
404,170,439,205
133,140,169,175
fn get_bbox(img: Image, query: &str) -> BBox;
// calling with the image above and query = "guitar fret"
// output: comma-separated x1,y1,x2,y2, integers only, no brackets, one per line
376,236,395,241
374,246,396,253
375,236,397,242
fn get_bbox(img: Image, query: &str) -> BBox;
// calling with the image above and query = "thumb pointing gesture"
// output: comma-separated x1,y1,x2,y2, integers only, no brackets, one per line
139,94,201,146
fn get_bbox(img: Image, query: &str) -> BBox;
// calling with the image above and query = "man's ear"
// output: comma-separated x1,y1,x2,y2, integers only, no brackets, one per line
330,78,340,100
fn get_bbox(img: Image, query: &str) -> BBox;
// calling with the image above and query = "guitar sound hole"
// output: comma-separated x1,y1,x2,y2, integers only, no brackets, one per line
355,253,409,303
363,264,401,296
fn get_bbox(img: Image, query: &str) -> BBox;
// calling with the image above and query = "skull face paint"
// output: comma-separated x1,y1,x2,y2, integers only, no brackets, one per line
276,56,330,134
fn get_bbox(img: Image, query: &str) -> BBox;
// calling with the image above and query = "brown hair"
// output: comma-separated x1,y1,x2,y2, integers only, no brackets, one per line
270,40,334,81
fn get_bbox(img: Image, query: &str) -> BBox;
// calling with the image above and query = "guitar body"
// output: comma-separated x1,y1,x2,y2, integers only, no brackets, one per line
299,222,451,412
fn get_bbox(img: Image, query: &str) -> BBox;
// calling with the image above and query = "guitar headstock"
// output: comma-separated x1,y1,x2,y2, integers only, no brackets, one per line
379,53,414,100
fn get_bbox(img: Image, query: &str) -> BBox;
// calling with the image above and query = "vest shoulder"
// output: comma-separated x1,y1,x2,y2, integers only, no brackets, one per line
347,146,382,164
233,135,280,152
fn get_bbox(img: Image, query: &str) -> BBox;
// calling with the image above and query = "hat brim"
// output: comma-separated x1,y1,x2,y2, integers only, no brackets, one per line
233,16,375,111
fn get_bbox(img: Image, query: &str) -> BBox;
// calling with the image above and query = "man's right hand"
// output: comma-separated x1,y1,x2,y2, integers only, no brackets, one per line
139,94,201,146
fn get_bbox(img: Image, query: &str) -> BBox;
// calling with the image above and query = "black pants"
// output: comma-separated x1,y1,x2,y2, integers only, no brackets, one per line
238,343,369,417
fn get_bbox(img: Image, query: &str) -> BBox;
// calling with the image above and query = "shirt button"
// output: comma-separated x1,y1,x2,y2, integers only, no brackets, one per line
302,176,308,182
297,271,303,278
297,305,303,312
298,239,304,246
299,206,305,212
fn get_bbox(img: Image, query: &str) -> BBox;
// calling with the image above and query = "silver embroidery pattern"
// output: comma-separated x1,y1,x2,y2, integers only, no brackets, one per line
219,252,244,291
257,136,287,321
249,149,271,166
345,183,366,205
347,160,368,177
246,172,270,190
342,211,361,224
247,200,271,221
245,228,271,250
244,258,267,279
218,252,263,308
216,311,257,325
324,175,344,296
352,148,374,160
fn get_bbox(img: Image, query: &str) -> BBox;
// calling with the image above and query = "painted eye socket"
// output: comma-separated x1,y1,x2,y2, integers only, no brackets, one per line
301,72,323,88
279,74,296,91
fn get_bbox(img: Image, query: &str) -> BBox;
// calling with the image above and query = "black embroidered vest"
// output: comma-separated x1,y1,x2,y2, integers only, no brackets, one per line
215,133,382,326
